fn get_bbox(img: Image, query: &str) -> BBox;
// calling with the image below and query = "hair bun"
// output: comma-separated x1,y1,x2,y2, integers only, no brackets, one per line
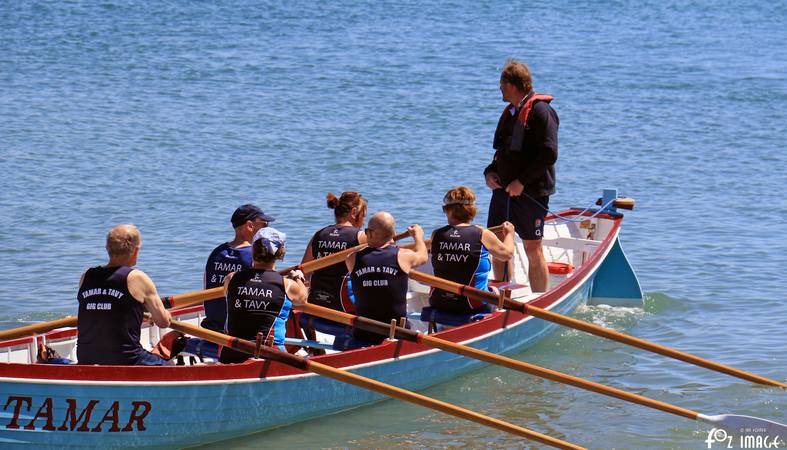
326,193,339,209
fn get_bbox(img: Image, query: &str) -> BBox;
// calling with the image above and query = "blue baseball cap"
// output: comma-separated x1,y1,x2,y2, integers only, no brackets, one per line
231,204,275,228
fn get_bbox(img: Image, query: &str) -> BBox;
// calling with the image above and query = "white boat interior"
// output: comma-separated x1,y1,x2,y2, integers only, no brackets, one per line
1,212,624,366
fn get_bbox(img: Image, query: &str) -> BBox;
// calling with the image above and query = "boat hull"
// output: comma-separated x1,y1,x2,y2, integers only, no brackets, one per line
0,211,636,448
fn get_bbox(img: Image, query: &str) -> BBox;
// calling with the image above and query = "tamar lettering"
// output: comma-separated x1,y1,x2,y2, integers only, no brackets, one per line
58,399,99,432
3,396,151,433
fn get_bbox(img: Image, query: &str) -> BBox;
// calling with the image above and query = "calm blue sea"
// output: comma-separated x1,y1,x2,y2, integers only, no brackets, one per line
1,1,785,448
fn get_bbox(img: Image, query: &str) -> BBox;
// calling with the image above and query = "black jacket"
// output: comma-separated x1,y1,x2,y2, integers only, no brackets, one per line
484,95,559,197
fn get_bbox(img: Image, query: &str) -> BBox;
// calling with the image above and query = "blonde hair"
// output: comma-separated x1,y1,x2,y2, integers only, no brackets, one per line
106,224,141,258
442,186,477,222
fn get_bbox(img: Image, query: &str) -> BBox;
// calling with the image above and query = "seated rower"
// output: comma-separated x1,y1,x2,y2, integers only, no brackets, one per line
301,192,367,312
347,212,428,345
219,227,307,364
203,204,274,332
429,186,515,315
77,224,173,366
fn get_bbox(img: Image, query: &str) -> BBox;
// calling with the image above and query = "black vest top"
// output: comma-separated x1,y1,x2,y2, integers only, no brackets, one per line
203,242,253,331
77,266,145,365
308,225,359,312
350,246,408,343
221,268,289,364
429,225,491,314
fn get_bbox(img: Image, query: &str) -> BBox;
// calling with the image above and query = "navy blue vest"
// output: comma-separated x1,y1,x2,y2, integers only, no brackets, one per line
308,225,359,312
77,266,145,365
350,246,409,343
220,268,291,363
203,243,253,331
429,225,492,314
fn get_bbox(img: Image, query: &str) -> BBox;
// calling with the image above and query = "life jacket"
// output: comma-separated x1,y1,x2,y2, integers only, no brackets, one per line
516,93,554,129
493,92,554,153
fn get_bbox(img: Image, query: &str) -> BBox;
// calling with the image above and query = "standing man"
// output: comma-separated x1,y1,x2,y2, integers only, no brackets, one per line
346,211,428,344
203,204,275,331
77,224,172,365
484,59,559,292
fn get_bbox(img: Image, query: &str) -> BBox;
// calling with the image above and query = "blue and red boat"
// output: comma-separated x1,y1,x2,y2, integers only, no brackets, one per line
0,194,642,448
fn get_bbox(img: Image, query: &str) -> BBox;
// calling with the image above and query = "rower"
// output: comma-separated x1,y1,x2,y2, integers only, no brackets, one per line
219,227,308,364
428,186,515,316
77,224,173,366
347,212,428,345
301,192,367,312
203,204,274,332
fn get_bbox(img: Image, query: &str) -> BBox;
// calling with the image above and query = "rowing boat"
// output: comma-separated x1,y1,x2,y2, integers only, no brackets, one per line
0,192,642,448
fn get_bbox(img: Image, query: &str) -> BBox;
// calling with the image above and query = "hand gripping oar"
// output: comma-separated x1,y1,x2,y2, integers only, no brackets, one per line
408,271,787,389
277,229,413,275
168,320,584,450
0,230,415,342
298,303,787,436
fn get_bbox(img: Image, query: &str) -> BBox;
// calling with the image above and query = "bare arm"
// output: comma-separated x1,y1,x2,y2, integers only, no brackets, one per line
284,274,308,306
223,271,235,299
357,230,367,245
346,252,357,274
127,270,171,328
398,224,428,272
301,237,315,264
481,222,515,261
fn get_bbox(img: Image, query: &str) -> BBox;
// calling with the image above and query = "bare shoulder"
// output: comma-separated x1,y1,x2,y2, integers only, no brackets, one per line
127,269,157,299
127,268,153,284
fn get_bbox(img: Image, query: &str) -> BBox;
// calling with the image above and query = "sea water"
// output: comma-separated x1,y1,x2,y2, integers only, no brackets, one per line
1,1,785,448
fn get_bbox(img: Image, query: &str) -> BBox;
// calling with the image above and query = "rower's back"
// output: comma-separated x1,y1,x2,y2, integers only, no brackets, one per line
77,265,144,365
350,245,409,344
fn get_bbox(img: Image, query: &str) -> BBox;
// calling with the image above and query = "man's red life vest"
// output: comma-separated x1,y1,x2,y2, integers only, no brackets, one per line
511,93,554,128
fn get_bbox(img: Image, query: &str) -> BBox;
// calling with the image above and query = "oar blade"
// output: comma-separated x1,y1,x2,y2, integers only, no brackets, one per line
699,413,787,436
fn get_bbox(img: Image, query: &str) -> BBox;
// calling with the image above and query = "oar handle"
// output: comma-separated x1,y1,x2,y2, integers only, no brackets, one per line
169,230,417,310
595,197,635,210
279,229,413,275
0,316,78,341
169,320,585,450
409,271,787,389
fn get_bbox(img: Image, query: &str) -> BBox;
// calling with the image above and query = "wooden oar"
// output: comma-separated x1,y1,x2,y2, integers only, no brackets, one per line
408,271,787,389
0,230,415,341
399,224,505,250
595,197,635,210
278,229,412,275
298,303,787,435
169,320,584,450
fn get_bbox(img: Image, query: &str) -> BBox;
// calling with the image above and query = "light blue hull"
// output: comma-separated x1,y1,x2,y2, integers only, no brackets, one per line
0,282,593,448
1,225,640,448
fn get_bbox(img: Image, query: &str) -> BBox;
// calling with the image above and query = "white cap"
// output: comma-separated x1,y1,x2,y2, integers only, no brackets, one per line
252,227,286,254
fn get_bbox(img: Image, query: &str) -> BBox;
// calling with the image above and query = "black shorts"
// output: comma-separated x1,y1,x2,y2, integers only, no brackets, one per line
487,189,549,241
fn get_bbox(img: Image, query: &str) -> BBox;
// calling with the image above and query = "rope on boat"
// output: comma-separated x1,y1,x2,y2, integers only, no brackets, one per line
519,192,619,225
